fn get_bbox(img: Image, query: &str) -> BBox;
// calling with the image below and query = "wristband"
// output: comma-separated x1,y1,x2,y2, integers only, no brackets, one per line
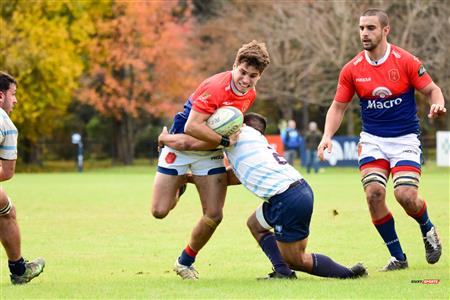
219,136,230,147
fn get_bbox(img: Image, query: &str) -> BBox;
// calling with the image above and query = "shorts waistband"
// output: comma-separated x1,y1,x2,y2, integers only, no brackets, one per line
289,179,304,189
269,179,305,202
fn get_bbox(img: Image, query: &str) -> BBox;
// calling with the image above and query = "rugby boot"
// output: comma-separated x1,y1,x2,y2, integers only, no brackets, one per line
349,262,368,278
173,259,199,280
257,270,297,280
423,226,442,264
380,255,408,271
10,257,45,285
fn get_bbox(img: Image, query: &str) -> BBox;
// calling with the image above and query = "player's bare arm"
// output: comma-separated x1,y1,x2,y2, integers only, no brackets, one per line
184,109,223,146
419,82,446,119
158,126,215,151
317,100,349,160
159,127,240,151
0,160,16,182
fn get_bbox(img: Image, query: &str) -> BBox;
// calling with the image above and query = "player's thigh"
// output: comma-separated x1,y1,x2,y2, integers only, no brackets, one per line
192,173,227,216
360,162,389,192
152,172,186,210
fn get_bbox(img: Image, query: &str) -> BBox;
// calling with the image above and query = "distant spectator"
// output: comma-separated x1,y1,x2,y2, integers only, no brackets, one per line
281,120,303,166
305,122,321,174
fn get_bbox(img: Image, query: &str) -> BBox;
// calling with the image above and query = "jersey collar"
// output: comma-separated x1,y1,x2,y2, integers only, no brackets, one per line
365,43,391,66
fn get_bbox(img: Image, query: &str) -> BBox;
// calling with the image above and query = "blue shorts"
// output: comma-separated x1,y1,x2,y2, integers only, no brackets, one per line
256,180,314,243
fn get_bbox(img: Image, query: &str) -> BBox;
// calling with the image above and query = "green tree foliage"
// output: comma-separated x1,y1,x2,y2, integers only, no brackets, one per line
0,0,102,162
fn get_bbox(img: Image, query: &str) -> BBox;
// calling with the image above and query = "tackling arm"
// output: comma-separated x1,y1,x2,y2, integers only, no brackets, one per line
158,126,216,151
419,82,447,119
317,100,349,160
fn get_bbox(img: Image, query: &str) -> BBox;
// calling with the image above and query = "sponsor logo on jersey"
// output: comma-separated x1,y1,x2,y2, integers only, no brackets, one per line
353,56,364,66
367,97,403,109
222,101,234,105
356,77,371,82
165,152,177,164
389,69,400,82
418,65,426,77
372,87,392,99
210,154,224,160
197,92,211,103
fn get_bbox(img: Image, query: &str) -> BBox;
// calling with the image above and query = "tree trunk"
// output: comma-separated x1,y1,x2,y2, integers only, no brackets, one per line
113,114,135,165
20,138,42,165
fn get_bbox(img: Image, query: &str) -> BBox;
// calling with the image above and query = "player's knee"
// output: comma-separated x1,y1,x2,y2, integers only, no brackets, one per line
365,184,386,204
202,214,222,230
151,206,170,219
394,187,419,210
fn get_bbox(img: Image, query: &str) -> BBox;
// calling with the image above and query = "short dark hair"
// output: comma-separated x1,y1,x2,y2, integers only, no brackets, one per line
234,40,270,74
244,112,267,134
0,72,17,92
361,9,389,28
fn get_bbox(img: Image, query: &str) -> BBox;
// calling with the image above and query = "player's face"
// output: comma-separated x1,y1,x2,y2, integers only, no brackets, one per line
0,83,17,114
232,62,261,93
359,16,388,51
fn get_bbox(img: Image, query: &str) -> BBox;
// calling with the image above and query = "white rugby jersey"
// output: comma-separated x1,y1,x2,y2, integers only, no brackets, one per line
0,108,18,160
225,126,303,200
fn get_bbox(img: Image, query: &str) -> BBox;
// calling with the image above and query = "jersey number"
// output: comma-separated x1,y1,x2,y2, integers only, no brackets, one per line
272,152,288,165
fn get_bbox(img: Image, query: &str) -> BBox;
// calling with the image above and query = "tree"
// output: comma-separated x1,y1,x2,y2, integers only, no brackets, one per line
81,1,196,164
0,0,93,162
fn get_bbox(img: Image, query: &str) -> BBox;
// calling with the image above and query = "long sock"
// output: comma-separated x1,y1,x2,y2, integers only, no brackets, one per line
259,233,292,276
373,212,405,261
407,201,433,237
310,253,354,278
8,257,26,276
178,245,197,267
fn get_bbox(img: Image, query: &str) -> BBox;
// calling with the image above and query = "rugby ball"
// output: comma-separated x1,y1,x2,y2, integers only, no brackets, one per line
206,106,243,136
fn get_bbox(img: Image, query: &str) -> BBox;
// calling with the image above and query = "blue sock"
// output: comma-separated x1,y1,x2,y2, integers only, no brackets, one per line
259,233,292,276
8,257,26,276
408,202,433,237
373,213,405,261
310,253,354,278
178,245,197,267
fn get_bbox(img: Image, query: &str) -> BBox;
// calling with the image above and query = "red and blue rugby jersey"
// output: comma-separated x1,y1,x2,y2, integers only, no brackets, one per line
334,44,432,137
170,71,256,134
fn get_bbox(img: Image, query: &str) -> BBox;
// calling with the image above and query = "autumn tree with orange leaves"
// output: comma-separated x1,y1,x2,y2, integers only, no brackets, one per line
81,1,196,164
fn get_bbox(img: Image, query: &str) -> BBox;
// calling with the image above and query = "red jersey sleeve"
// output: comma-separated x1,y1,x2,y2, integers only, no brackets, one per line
404,54,432,90
334,63,355,103
191,84,221,115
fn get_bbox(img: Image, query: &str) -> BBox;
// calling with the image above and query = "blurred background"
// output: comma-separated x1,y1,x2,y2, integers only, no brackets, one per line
1,0,449,170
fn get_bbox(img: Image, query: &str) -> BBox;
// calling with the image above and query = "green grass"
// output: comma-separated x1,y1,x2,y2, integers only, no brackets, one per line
0,164,448,299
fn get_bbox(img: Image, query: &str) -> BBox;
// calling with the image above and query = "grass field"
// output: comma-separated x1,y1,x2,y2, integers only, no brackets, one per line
0,164,448,299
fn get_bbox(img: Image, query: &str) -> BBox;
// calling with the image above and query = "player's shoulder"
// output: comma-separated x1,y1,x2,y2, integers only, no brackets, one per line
199,71,231,91
342,51,365,71
389,44,418,62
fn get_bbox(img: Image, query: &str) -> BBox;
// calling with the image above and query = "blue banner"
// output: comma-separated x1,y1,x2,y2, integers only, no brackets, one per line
319,136,359,167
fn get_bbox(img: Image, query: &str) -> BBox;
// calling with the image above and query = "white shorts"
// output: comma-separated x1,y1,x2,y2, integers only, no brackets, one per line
157,146,226,176
358,132,422,171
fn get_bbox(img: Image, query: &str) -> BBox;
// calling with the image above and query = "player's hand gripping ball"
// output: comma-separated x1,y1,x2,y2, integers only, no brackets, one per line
206,106,243,137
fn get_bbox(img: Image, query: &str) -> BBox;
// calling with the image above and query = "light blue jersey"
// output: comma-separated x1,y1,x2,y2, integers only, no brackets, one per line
225,126,302,200
0,108,18,160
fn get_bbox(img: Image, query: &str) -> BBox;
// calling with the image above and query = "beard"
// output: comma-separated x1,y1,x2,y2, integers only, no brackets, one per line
361,35,382,51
